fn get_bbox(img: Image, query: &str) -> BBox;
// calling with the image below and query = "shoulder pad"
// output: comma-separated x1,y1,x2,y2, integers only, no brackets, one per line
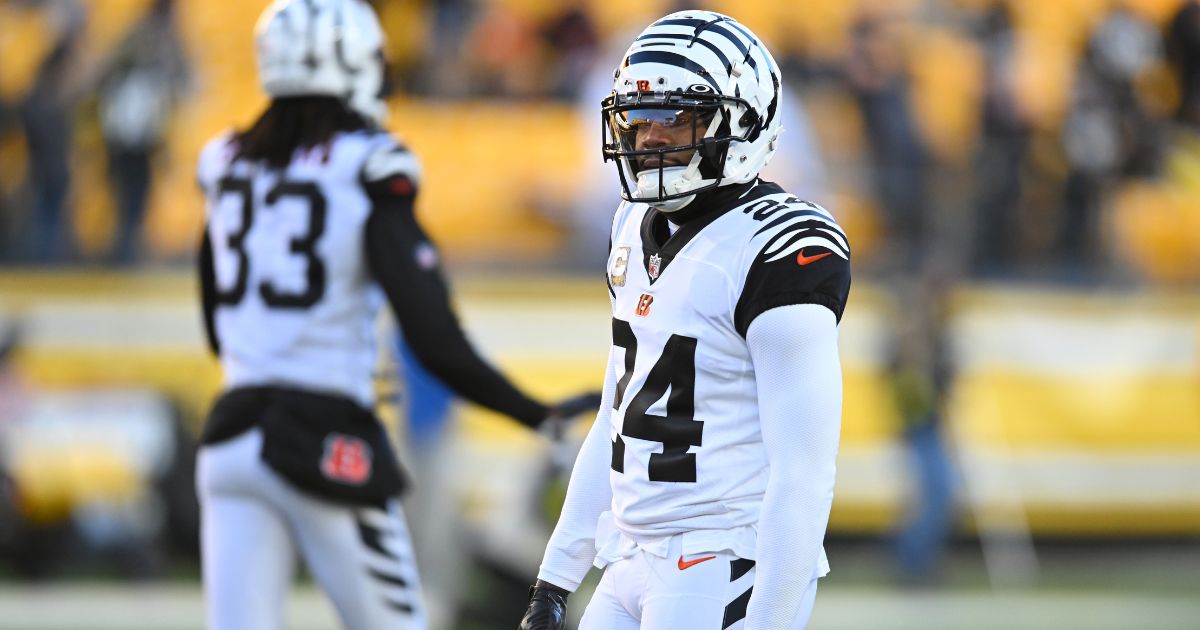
197,131,237,190
747,198,849,264
361,138,421,186
733,196,851,334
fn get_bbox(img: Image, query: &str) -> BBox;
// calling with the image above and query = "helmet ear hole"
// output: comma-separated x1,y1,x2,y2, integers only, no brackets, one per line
697,114,731,179
375,50,394,99
740,109,762,141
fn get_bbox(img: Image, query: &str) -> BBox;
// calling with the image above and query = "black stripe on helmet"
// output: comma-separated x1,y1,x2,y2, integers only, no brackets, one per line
652,18,749,55
763,72,781,131
333,3,361,75
726,21,768,61
625,51,720,92
694,20,778,132
650,18,758,80
300,0,320,70
634,33,733,75
726,21,779,88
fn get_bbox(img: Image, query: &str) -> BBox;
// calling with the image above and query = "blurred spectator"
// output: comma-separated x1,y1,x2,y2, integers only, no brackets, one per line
95,0,191,265
539,1,600,101
1167,0,1200,128
462,5,543,98
845,12,930,274
1060,7,1165,277
18,0,86,263
0,322,25,426
411,0,477,97
434,1,600,101
554,26,638,269
0,322,35,577
889,276,956,585
1108,0,1200,285
392,336,463,630
970,3,1031,277
0,97,18,263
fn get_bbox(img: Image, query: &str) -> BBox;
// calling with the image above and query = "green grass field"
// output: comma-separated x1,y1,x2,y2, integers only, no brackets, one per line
2,542,1196,629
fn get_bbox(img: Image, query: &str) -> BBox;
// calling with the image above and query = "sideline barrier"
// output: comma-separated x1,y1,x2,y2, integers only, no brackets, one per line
0,272,1197,536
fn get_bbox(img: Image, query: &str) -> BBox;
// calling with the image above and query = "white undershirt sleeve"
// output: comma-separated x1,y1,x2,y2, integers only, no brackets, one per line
535,346,618,591
742,304,843,630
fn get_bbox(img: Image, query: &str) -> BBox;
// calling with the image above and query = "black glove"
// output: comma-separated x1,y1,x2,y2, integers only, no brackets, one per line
518,580,569,630
547,391,603,421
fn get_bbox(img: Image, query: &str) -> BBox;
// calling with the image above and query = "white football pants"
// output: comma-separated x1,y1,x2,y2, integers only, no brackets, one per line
196,428,427,630
579,535,819,630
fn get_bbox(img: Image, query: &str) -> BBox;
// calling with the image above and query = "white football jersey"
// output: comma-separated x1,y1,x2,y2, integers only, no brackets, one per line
198,130,419,406
603,182,851,543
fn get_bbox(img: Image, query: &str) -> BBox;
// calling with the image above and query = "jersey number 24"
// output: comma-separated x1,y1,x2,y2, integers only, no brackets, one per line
611,318,703,482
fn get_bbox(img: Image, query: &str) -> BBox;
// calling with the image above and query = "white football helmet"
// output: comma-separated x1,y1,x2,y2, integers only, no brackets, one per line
603,11,784,212
254,0,388,126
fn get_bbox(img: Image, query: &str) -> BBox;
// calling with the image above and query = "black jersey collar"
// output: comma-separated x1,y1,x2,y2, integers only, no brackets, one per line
639,180,779,284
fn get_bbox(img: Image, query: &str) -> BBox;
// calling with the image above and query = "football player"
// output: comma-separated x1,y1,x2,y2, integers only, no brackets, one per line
195,1,596,629
519,10,851,630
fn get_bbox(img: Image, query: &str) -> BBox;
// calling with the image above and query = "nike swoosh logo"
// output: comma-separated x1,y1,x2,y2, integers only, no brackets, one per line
678,555,717,570
796,249,832,266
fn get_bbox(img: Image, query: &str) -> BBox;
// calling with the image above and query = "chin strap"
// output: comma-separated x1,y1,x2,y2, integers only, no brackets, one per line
649,193,697,213
655,178,758,217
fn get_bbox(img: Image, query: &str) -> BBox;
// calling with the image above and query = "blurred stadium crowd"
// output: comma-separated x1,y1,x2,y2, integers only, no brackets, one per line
0,1,1198,628
0,0,1196,283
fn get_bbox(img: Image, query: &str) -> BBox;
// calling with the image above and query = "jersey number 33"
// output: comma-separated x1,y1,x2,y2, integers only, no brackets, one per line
212,175,329,309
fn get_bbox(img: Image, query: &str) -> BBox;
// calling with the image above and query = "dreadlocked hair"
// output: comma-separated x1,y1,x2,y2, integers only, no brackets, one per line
232,96,372,169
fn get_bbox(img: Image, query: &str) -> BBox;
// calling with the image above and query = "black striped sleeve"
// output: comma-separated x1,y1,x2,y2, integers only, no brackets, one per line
733,216,851,337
